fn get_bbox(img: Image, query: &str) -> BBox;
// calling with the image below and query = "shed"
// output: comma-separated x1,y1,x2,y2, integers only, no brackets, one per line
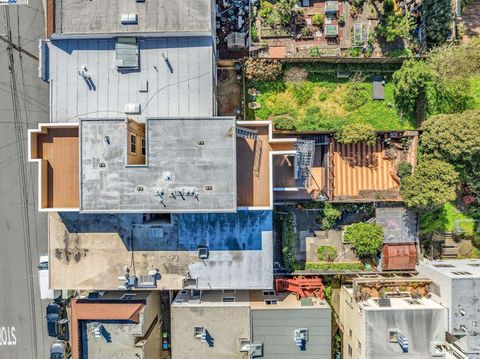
381,243,417,271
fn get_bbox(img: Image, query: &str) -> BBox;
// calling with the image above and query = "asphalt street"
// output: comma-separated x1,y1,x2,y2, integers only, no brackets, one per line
0,1,50,358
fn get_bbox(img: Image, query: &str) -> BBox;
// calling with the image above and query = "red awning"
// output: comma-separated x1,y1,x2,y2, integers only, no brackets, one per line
382,243,417,271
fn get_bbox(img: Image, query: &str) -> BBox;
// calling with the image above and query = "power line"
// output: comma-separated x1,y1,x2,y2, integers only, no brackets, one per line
0,33,38,61
3,6,37,359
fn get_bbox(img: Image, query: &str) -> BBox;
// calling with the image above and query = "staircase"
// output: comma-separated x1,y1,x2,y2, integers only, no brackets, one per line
441,232,458,259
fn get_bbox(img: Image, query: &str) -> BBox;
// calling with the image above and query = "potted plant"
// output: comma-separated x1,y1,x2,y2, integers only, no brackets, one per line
338,15,345,26
301,26,313,38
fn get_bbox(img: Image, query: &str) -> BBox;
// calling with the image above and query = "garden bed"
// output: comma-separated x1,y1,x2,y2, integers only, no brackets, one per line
246,63,415,131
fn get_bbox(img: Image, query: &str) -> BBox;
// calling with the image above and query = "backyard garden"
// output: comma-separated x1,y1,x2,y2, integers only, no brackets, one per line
245,60,415,131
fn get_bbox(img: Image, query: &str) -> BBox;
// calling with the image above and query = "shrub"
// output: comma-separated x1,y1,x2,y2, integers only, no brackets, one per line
347,47,361,57
245,58,283,81
397,162,413,179
282,213,297,271
316,245,338,261
274,116,297,130
335,123,376,145
401,159,459,211
344,223,384,258
423,0,453,45
312,14,325,27
301,26,313,37
259,0,274,18
320,202,342,230
376,13,415,42
383,0,395,14
309,46,323,57
304,262,364,271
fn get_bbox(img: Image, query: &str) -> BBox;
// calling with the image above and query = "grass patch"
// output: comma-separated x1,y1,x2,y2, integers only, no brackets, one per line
248,67,415,131
420,202,477,235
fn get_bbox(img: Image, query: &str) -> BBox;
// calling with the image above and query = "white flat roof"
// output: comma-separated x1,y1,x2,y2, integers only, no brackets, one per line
418,259,480,279
47,37,214,123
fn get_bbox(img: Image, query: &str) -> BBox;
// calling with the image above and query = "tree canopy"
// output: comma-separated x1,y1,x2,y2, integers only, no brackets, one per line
400,159,459,211
392,59,436,119
344,223,384,258
423,0,453,45
335,123,376,145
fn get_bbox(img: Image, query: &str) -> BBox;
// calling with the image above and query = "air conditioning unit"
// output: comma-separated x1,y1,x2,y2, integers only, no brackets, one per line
137,274,156,288
124,103,141,114
250,343,263,357
121,13,138,24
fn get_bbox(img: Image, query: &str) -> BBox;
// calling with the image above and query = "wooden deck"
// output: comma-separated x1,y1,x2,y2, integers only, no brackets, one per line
331,140,399,200
237,126,294,207
36,128,79,208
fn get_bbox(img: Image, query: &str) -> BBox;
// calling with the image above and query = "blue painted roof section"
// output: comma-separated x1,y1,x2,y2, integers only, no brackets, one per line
177,210,272,251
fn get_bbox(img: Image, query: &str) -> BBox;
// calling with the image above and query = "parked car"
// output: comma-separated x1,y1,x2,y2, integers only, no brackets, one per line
50,340,70,359
46,302,61,337
38,255,55,300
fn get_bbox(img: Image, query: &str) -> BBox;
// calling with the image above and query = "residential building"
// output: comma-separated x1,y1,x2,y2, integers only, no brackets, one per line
71,291,161,359
418,259,480,358
339,277,448,359
171,289,331,359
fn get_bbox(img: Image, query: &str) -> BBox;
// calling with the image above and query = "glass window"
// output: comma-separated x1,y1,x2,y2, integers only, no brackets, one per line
141,138,146,156
130,134,136,154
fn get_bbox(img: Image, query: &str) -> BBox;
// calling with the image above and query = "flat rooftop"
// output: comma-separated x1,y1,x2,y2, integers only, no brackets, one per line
80,118,236,213
56,0,213,35
46,37,214,123
419,259,480,279
49,210,273,290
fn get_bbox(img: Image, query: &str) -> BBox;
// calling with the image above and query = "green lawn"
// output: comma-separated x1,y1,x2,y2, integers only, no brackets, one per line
247,70,415,131
420,202,478,235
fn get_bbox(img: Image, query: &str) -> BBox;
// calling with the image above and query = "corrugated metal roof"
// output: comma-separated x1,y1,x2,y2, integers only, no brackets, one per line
382,243,417,271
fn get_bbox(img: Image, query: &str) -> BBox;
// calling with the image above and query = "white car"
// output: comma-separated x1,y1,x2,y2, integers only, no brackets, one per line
38,255,55,300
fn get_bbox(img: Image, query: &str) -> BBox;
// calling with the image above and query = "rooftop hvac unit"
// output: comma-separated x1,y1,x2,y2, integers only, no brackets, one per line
120,13,138,24
137,274,156,288
124,103,141,114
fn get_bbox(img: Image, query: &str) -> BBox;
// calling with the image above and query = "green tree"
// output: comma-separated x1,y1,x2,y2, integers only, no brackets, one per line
376,13,415,43
344,223,384,258
423,0,453,45
422,111,480,162
320,202,342,230
392,59,436,119
397,162,413,179
400,159,459,211
335,123,376,145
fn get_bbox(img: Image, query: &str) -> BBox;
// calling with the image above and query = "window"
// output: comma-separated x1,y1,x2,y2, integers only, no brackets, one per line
193,326,204,339
356,339,362,350
130,134,136,153
348,328,352,337
434,264,454,268
264,299,278,305
222,297,235,303
121,293,136,300
357,306,363,315
452,271,472,275
388,329,399,343
468,263,480,267
223,289,235,295
348,344,352,357
263,290,275,296
405,299,422,305
141,138,146,156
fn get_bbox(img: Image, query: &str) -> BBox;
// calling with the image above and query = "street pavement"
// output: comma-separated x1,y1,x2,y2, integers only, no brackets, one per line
0,1,51,358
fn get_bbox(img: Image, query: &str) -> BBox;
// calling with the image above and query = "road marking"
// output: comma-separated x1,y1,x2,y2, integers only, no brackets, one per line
0,326,17,346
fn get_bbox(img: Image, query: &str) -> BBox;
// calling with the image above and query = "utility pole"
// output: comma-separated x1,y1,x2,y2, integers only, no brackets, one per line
0,33,38,61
